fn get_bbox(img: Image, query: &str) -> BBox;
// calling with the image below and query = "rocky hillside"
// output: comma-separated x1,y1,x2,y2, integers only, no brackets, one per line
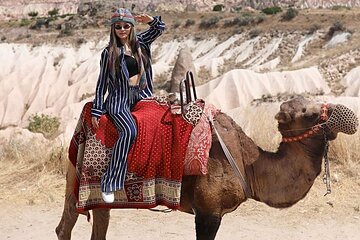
2,0,360,20
0,2,360,144
0,0,80,20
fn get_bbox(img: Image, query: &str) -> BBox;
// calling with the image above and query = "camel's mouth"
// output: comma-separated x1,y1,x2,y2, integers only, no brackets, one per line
325,104,359,135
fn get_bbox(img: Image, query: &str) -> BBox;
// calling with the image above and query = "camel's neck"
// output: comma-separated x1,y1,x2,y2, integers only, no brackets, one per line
248,137,326,208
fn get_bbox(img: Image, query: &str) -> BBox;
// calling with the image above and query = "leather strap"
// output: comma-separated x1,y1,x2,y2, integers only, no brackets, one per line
210,117,252,199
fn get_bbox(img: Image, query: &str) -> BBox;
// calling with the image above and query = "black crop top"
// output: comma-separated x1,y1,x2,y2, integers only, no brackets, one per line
124,55,140,78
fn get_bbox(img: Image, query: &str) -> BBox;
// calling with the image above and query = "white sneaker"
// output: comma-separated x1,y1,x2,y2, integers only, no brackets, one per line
101,191,115,203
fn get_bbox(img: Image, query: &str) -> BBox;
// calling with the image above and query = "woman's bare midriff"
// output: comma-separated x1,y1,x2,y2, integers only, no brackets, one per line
128,74,139,86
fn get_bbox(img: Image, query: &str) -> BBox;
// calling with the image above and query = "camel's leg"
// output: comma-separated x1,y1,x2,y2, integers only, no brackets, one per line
56,163,79,240
90,209,110,240
55,194,79,239
195,213,222,240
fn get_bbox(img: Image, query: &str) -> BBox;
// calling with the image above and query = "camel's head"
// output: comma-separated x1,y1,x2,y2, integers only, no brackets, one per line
275,96,359,142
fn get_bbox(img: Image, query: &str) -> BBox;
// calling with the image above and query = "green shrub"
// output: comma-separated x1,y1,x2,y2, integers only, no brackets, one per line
213,4,224,12
308,24,320,34
224,16,253,27
262,6,282,15
232,6,242,12
256,14,266,23
249,28,261,39
327,21,345,38
172,20,181,29
331,5,351,11
281,8,298,21
28,11,38,18
20,18,32,27
185,19,196,27
29,18,49,30
59,13,74,19
59,22,73,36
48,8,59,17
27,114,60,138
199,16,220,29
77,37,86,45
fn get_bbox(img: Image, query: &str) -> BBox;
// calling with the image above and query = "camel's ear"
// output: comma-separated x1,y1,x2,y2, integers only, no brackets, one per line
275,111,291,124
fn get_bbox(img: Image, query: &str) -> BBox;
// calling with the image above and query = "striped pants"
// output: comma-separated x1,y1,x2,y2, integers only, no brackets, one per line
101,86,140,192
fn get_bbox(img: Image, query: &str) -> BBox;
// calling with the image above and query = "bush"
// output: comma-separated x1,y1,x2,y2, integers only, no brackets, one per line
172,20,181,29
77,37,86,45
256,14,266,23
308,24,320,34
59,22,73,36
327,21,345,38
19,18,32,27
213,4,224,12
27,114,60,138
197,66,212,84
48,8,59,17
199,16,220,29
331,5,351,11
29,18,49,30
185,19,196,27
232,6,242,12
261,6,282,15
249,28,261,39
281,8,298,21
224,16,253,27
28,11,38,18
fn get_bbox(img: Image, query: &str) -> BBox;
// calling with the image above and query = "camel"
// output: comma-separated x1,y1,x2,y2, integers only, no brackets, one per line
56,96,358,240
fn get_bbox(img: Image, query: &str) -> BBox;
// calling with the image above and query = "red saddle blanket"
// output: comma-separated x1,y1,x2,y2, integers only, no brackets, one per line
69,98,196,212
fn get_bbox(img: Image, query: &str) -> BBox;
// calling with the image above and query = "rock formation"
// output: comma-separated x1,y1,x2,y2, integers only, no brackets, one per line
170,45,196,93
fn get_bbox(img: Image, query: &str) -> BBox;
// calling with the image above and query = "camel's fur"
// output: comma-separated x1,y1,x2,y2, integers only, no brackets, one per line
56,96,354,240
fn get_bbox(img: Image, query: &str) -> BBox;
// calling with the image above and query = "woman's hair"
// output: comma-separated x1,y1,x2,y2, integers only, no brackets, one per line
108,24,149,79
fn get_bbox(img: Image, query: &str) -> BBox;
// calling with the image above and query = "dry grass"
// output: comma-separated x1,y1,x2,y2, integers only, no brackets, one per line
328,133,360,179
197,66,213,84
244,105,360,211
0,104,358,206
239,104,360,179
0,137,67,204
1,7,359,212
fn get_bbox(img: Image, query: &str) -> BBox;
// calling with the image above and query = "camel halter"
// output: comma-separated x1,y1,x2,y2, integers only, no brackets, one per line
281,103,359,142
281,103,329,143
280,103,359,196
279,104,332,195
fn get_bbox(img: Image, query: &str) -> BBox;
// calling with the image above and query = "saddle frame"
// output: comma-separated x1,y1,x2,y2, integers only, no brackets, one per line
179,71,198,115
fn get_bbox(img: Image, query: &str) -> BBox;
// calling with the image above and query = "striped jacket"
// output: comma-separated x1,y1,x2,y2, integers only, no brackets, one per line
91,16,165,118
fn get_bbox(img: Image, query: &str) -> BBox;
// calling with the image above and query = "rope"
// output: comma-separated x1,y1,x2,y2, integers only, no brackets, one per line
322,130,331,196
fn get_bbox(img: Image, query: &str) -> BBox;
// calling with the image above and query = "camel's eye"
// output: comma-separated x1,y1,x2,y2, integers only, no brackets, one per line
302,108,306,113
304,112,319,120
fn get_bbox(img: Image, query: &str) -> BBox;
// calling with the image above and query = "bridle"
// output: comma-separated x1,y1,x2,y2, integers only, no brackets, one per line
281,103,330,143
280,103,332,195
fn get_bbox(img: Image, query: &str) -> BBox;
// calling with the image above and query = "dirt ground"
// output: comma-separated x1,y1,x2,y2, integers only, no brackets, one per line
1,176,359,240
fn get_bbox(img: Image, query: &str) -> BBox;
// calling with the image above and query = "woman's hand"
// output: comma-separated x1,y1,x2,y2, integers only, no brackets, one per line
92,116,99,129
134,14,154,24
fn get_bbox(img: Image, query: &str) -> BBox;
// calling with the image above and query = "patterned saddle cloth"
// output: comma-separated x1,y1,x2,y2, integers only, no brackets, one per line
69,97,215,212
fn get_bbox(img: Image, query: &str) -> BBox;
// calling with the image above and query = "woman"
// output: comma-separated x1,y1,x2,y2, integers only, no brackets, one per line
91,8,165,203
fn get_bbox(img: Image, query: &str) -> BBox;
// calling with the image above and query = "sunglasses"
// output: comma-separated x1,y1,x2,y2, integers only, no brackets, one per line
114,24,131,30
